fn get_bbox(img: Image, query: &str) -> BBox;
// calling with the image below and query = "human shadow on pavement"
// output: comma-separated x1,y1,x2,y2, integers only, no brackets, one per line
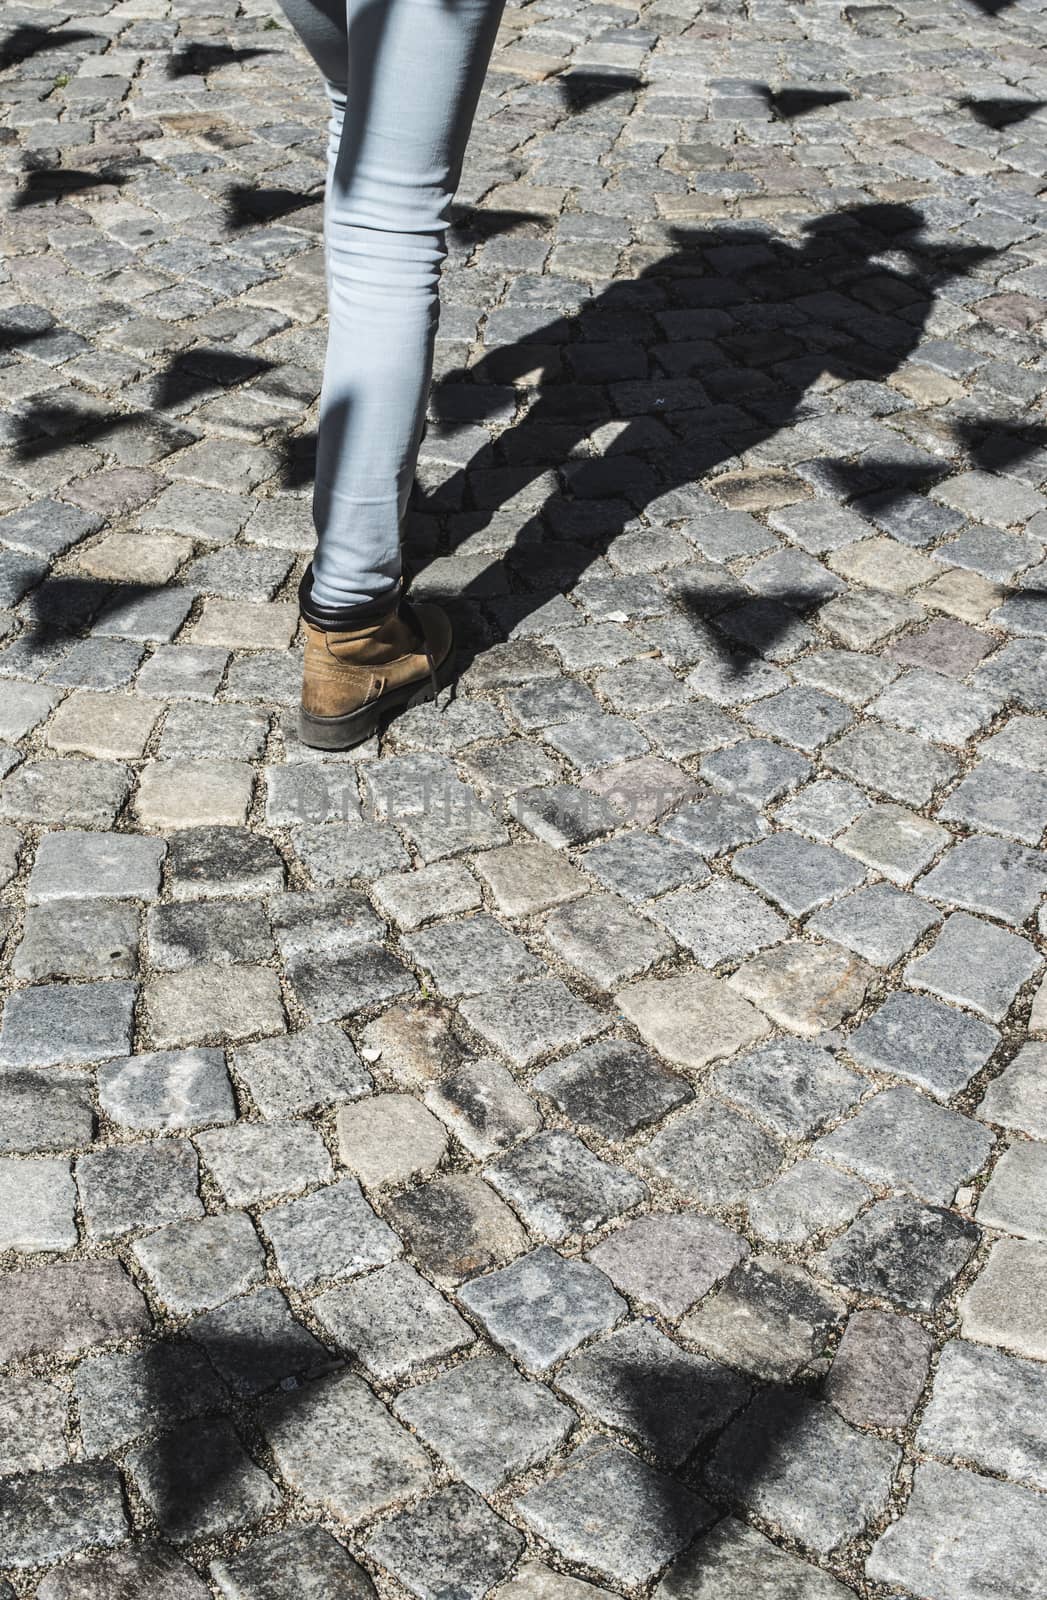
407,203,998,666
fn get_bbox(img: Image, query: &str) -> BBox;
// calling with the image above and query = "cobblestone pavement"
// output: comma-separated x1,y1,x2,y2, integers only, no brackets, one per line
2,0,1047,1595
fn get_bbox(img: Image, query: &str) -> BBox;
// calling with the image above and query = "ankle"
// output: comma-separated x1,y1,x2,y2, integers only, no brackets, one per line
298,564,401,630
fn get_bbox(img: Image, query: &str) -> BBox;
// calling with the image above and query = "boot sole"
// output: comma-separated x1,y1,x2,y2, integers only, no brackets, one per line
297,645,456,752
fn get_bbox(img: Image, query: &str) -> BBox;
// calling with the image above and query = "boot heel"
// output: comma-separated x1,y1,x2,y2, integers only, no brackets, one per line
297,701,384,751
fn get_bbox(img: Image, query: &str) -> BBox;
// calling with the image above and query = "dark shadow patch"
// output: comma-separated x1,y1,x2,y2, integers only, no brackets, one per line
758,86,851,119
556,68,643,112
13,343,274,460
413,203,996,650
13,169,128,208
155,347,277,409
449,205,554,244
964,0,1018,12
167,44,276,77
960,418,1047,475
0,24,99,71
224,184,322,230
279,431,318,490
13,404,133,460
960,96,1047,128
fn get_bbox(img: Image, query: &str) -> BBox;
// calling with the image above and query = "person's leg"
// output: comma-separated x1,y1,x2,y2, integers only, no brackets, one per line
289,0,506,611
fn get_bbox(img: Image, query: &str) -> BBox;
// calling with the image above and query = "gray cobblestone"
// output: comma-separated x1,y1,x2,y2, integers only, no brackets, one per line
534,1039,689,1142
558,1321,749,1464
641,1100,783,1208
210,1528,375,1600
37,1545,212,1600
917,836,1047,927
314,1260,473,1380
817,1197,980,1314
978,1043,1047,1137
917,1339,1047,1490
0,979,135,1068
487,1130,648,1243
133,1212,265,1315
906,912,1041,1023
516,1444,713,1587
960,1238,1047,1361
127,1418,281,1542
0,1463,128,1569
5,0,1047,1587
977,1142,1047,1241
657,1518,853,1600
707,1393,899,1554
459,1247,625,1373
76,1140,203,1240
367,1484,524,1600
713,1040,863,1140
867,1461,1047,1600
0,1380,69,1478
825,1309,934,1431
815,1087,993,1205
99,1047,235,1130
260,1177,399,1289
394,1356,572,1492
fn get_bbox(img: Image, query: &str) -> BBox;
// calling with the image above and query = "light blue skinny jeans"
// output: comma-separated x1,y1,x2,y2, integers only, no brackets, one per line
277,0,506,609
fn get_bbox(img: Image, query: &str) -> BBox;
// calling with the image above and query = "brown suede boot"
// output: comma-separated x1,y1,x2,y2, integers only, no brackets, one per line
298,589,454,751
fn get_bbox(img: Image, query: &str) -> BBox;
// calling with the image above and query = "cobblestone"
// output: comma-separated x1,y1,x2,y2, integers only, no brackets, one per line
681,1255,841,1382
367,1485,523,1600
0,1157,77,1252
713,1040,863,1140
1,1261,149,1365
314,1261,473,1381
487,1130,647,1243
259,1178,399,1289
906,912,1041,1024
558,1322,748,1464
728,940,873,1037
516,1445,712,1587
393,1357,572,1492
658,1519,854,1600
37,1546,212,1600
2,0,1045,1589
98,1047,235,1130
748,1161,871,1249
815,1087,993,1205
867,1461,1047,1600
960,1238,1047,1361
707,1393,899,1555
127,1418,281,1542
459,1248,625,1373
818,1197,980,1314
917,1339,1047,1490
977,1142,1047,1242
210,1528,374,1600
133,1212,265,1315
586,1213,747,1321
533,1040,689,1142
978,1043,1047,1137
825,1309,933,1431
